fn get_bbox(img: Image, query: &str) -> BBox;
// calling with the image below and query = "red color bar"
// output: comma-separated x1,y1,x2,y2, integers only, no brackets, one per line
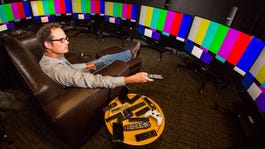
226,32,252,65
17,2,26,19
59,0,66,14
126,4,132,19
95,0,100,14
170,13,183,36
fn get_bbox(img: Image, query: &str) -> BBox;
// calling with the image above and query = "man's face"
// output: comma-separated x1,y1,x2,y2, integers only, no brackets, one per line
45,28,69,54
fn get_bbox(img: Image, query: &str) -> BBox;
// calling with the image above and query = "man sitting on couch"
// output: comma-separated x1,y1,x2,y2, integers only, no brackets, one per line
37,23,153,88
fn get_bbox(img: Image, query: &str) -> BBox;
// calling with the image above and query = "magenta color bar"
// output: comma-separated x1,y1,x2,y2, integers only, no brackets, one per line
91,0,95,13
163,11,175,34
122,3,127,18
200,46,208,52
217,28,240,60
260,85,265,93
54,0,60,14
11,3,20,20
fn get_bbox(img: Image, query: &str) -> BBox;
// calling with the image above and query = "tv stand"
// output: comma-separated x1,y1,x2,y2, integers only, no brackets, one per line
176,54,223,94
214,90,265,148
0,108,12,144
100,20,135,47
138,35,168,62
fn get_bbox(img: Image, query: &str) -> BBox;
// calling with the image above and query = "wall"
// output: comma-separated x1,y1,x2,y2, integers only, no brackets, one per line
232,0,265,40
168,0,232,24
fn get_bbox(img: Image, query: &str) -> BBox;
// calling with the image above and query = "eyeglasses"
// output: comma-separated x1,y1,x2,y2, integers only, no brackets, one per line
48,37,69,43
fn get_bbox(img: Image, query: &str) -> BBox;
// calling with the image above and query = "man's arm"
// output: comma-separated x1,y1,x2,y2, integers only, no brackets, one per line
124,72,153,84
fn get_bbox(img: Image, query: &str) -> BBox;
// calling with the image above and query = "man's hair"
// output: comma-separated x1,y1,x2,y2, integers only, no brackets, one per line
37,23,62,49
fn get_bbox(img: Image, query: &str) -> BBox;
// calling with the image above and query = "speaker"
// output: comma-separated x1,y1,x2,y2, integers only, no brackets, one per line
225,6,238,26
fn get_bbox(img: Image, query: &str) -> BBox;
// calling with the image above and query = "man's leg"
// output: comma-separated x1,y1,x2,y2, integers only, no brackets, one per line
89,42,140,68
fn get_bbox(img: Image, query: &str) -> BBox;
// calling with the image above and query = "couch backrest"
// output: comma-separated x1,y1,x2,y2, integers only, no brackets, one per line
1,35,65,106
19,34,44,62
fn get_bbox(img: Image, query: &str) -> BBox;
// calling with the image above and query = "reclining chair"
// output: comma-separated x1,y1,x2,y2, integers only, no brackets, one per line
0,34,141,148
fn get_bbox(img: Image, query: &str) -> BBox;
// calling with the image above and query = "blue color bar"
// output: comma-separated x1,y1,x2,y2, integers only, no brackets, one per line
178,14,192,39
237,37,265,72
65,0,72,14
131,4,138,21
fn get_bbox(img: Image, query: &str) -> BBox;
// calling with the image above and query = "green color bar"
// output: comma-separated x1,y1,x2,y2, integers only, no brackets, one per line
209,24,229,54
156,9,167,31
4,4,14,22
48,0,55,15
117,3,122,18
85,0,90,13
113,3,122,18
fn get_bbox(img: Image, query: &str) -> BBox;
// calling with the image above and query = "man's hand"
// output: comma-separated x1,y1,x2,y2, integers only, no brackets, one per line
124,72,154,84
86,63,96,70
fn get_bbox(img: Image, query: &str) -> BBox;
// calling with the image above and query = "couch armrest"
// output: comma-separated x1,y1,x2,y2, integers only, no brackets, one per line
44,88,110,147
96,60,129,76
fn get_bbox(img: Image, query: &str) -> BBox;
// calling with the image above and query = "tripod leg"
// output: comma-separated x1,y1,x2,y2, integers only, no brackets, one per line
0,111,12,144
214,103,238,117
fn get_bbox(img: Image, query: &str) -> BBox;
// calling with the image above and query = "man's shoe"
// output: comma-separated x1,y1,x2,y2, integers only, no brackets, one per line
131,42,140,59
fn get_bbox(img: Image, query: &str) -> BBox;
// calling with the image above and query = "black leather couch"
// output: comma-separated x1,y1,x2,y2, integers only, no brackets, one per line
0,34,141,148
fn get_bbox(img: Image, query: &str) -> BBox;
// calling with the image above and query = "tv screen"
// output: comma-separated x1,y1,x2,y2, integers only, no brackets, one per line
30,0,72,23
138,5,192,42
30,0,72,16
0,1,31,32
242,46,265,113
104,1,138,23
71,0,104,16
185,16,265,74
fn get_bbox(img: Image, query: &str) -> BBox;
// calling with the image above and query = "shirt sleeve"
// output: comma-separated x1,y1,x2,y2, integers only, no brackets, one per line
71,63,87,70
40,59,125,88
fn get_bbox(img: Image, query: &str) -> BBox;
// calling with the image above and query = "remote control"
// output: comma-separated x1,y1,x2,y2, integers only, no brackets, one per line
135,107,151,116
102,102,118,111
123,122,151,131
135,130,157,142
111,104,128,114
118,113,133,122
147,74,163,80
143,97,156,110
128,117,149,122
106,112,123,122
129,94,142,104
125,102,146,112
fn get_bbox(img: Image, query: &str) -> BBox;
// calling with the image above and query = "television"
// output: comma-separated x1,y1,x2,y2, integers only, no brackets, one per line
185,15,265,118
104,1,138,24
185,16,265,73
0,1,32,32
71,0,105,20
138,5,193,42
242,46,265,113
30,0,72,23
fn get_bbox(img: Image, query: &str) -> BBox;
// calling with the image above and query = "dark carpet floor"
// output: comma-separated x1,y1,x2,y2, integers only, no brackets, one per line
0,31,249,149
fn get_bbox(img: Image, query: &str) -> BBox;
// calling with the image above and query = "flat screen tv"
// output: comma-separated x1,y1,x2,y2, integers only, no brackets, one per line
104,1,138,24
242,46,265,113
185,15,265,116
185,16,265,72
71,0,104,20
138,5,192,42
0,1,31,32
30,0,72,23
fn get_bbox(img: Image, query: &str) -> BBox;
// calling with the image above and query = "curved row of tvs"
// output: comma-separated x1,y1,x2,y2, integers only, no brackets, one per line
0,0,265,116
